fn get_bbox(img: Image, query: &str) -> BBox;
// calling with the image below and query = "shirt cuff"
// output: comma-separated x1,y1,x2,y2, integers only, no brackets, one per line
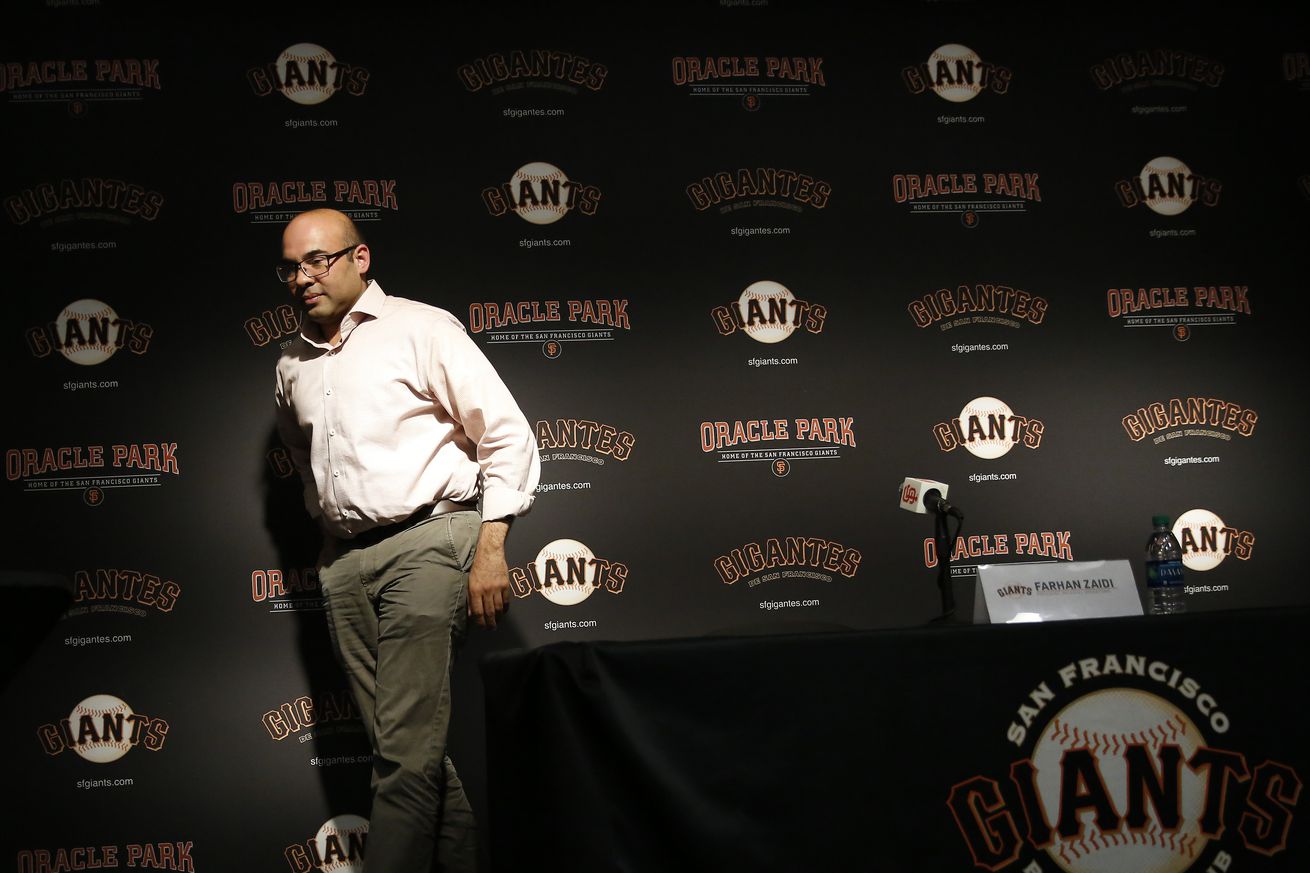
482,486,535,521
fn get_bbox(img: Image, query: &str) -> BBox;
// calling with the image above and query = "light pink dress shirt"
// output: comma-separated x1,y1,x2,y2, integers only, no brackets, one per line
274,280,539,539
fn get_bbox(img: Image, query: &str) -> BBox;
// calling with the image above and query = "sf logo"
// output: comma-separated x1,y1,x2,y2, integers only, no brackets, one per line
772,459,790,478
961,210,979,228
1172,323,1191,342
83,487,104,506
901,484,918,505
541,340,562,359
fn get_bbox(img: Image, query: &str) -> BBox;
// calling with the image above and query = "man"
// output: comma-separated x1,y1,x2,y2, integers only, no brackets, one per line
273,208,539,872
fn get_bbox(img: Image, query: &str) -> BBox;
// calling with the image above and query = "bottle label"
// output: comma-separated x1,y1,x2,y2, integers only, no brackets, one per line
1146,559,1184,588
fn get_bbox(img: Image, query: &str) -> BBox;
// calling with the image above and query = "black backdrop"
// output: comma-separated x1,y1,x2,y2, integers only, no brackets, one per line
3,1,1308,870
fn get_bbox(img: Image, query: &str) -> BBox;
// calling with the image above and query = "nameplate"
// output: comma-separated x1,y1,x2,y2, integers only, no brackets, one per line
973,560,1142,624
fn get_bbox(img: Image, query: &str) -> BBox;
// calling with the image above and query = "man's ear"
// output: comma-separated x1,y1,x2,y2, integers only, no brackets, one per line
353,243,371,274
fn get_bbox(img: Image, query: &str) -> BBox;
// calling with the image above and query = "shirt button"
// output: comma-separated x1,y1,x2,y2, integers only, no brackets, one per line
333,471,340,478
325,389,332,395
329,430,336,437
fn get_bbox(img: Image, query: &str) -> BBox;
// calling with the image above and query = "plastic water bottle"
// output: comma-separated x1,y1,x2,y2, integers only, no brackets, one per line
1145,515,1186,614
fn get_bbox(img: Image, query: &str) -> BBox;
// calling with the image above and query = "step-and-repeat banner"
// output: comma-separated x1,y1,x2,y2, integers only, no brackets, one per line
3,1,1307,870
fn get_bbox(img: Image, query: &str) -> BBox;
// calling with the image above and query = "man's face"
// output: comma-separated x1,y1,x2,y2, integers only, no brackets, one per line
280,214,370,329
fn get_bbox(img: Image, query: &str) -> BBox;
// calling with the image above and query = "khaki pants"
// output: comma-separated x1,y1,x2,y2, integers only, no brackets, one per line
319,510,481,873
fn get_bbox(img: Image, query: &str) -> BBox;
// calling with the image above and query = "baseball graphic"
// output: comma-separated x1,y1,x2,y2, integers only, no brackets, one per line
958,396,1016,459
1029,689,1208,873
929,44,983,102
535,539,598,606
1174,508,1227,572
510,162,571,225
277,43,338,105
69,694,135,763
1140,156,1195,216
313,815,369,873
737,281,797,344
57,298,119,366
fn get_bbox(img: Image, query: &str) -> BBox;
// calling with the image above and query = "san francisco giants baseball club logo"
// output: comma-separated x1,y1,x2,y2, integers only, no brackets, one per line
901,44,1012,101
701,415,856,476
934,397,1044,458
949,658,1300,872
1107,283,1252,341
6,441,181,505
285,815,368,873
1122,398,1257,444
536,418,635,464
252,566,323,613
25,299,153,365
37,694,169,761
1172,509,1255,572
0,58,161,116
923,530,1074,571
714,536,861,588
467,297,629,359
67,568,181,618
245,302,301,350
671,55,826,110
232,180,398,225
1116,157,1222,215
509,540,628,605
892,171,1041,226
456,50,609,93
247,44,368,104
263,689,362,743
1091,49,1225,92
711,281,827,343
686,168,831,213
5,178,164,226
481,162,601,224
908,282,1048,332
17,843,194,872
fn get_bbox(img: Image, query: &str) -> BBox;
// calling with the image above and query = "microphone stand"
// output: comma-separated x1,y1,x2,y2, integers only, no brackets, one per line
931,508,963,623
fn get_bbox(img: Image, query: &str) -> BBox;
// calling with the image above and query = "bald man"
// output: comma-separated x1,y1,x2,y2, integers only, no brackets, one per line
273,209,539,871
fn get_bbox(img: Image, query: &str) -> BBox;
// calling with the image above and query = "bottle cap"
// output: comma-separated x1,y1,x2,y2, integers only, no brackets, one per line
1152,514,1171,526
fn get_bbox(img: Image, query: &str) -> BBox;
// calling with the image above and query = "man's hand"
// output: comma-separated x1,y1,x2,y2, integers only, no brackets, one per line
468,519,511,629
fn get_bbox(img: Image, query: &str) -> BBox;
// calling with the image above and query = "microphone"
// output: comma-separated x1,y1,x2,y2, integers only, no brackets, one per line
900,477,966,623
898,477,964,519
924,490,964,520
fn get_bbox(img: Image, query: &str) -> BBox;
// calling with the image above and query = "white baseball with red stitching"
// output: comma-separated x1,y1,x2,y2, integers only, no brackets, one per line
1030,688,1208,873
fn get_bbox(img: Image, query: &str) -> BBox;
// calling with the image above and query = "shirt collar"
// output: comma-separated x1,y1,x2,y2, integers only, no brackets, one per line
300,279,386,348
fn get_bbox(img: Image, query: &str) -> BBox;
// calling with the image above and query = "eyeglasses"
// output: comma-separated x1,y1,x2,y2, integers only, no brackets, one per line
275,244,359,284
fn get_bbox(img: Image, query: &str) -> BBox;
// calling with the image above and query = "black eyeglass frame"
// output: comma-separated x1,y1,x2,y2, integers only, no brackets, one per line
275,244,360,284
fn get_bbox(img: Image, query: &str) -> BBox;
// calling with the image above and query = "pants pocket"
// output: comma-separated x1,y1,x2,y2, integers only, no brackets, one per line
447,510,480,572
